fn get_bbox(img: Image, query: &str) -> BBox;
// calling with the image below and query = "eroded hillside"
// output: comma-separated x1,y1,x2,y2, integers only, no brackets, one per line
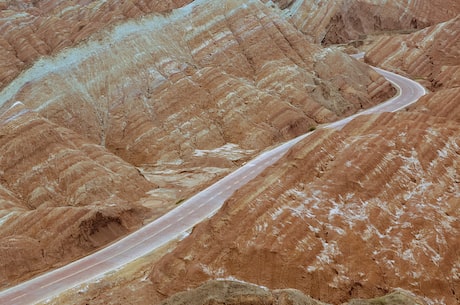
0,0,396,289
268,0,460,44
45,30,460,305
148,102,460,305
159,280,427,305
0,0,192,89
3,0,394,167
0,102,153,287
143,13,460,305
366,15,460,91
1,0,459,304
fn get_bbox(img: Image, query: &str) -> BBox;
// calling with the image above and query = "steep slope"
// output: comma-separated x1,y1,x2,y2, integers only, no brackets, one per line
149,107,460,304
0,102,153,288
145,13,460,305
0,0,398,291
0,0,192,89
3,0,394,168
269,0,460,44
366,15,460,91
408,87,460,123
0,0,396,223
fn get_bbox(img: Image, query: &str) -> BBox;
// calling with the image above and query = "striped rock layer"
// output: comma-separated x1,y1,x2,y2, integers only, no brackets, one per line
269,0,460,44
366,15,460,91
0,102,153,288
0,0,395,289
0,0,192,89
149,95,460,304
3,0,394,167
2,0,458,302
144,17,460,305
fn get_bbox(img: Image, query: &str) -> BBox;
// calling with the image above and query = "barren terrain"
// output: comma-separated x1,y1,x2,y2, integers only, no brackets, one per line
366,15,460,92
269,0,460,44
148,105,459,305
0,0,459,305
0,0,396,289
0,0,192,89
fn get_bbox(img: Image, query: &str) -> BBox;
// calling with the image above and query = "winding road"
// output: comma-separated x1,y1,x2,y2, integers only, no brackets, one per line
0,53,426,304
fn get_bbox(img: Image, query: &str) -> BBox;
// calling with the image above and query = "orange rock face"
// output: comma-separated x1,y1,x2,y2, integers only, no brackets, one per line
1,1,458,304
0,0,396,290
3,0,394,168
0,102,153,287
271,0,460,44
147,15,460,303
0,0,193,89
150,108,460,304
366,15,460,91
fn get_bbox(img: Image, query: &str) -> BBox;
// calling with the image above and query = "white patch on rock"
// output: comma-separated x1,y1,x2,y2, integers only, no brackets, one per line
193,143,254,161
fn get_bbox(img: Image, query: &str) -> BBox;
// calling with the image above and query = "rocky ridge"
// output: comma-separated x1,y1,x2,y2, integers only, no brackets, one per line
149,106,460,305
3,0,394,167
269,0,460,44
0,0,192,89
0,101,153,287
366,15,460,91
1,0,458,304
0,0,396,290
46,27,460,304
145,11,460,305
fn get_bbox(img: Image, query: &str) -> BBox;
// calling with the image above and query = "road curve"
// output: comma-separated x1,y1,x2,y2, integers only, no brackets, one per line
0,57,427,305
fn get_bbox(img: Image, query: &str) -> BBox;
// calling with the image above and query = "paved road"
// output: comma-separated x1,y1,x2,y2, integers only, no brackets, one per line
0,57,426,305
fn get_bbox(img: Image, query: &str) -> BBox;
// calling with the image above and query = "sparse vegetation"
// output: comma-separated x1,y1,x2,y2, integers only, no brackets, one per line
175,198,186,205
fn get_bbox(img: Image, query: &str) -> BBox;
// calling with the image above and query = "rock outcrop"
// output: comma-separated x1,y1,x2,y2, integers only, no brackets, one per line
0,102,153,287
159,280,427,305
1,1,458,304
3,0,394,168
149,91,460,304
0,0,396,289
141,16,460,299
0,0,193,89
269,0,460,44
159,280,328,305
366,15,460,91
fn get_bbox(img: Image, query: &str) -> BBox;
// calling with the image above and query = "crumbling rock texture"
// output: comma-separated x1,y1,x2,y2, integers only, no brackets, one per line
150,106,460,304
0,0,192,89
366,15,460,91
408,87,460,123
1,0,458,304
159,280,427,305
0,0,396,291
3,0,394,168
150,13,460,304
271,0,460,44
0,102,153,287
159,280,327,305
